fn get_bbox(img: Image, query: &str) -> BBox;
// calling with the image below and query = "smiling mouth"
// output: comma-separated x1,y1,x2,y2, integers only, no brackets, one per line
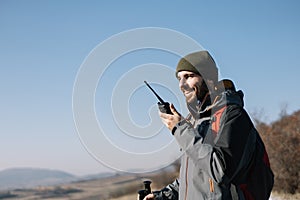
183,90,194,97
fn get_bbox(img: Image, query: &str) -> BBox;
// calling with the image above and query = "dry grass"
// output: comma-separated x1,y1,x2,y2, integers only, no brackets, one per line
2,167,299,200
1,167,178,200
110,193,137,200
271,191,300,200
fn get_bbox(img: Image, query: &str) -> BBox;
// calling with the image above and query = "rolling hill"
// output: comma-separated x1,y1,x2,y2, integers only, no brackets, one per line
0,167,77,190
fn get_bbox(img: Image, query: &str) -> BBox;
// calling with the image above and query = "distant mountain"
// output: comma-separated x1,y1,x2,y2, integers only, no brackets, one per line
79,171,117,181
0,168,77,190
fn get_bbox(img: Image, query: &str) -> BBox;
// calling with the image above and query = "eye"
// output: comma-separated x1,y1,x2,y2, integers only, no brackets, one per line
185,74,195,79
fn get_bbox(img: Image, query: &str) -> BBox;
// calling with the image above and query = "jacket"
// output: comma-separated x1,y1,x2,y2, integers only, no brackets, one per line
153,89,261,200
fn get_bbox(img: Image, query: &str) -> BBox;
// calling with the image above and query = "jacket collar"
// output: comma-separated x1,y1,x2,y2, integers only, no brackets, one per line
205,89,244,113
187,93,212,120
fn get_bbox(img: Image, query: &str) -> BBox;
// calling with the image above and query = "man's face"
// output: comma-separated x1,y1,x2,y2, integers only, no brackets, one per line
177,71,204,104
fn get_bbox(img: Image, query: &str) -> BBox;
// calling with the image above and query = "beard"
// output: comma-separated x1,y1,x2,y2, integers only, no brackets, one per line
184,80,209,110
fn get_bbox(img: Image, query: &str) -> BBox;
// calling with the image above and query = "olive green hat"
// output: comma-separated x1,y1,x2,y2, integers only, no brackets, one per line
176,50,218,83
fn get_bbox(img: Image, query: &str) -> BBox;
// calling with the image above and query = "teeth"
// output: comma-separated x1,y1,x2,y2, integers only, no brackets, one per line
184,91,193,96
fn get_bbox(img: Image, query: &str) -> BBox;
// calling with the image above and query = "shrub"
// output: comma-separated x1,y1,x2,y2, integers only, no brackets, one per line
256,110,300,194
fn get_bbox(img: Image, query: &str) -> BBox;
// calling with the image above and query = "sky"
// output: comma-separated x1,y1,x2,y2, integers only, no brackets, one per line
1,1,300,176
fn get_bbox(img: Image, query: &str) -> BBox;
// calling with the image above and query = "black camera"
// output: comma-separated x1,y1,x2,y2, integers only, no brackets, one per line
138,180,152,200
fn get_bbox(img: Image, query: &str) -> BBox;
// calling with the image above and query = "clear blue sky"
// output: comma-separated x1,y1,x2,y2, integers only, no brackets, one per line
1,1,299,176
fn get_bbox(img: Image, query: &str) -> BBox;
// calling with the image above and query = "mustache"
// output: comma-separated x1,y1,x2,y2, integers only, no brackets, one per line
181,85,198,93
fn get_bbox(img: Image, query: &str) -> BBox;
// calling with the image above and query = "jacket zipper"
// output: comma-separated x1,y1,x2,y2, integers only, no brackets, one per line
184,157,189,200
209,178,214,193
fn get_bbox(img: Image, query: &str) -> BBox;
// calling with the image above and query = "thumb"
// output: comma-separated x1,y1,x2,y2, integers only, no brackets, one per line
170,104,180,116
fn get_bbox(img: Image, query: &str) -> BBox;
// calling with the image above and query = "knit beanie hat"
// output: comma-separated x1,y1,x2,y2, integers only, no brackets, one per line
176,50,218,83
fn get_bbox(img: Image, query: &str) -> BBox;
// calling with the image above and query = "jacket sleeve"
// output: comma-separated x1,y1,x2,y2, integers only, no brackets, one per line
172,105,255,183
153,179,179,200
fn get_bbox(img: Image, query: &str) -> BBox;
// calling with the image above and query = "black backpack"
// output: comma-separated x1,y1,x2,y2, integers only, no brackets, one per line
212,105,274,200
238,128,275,200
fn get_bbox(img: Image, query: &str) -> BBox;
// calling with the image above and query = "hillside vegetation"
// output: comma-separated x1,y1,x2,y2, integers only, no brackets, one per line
256,109,300,194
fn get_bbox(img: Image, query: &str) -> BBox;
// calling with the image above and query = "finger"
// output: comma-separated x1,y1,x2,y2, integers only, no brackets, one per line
144,193,154,200
159,111,169,119
170,104,180,116
160,117,172,129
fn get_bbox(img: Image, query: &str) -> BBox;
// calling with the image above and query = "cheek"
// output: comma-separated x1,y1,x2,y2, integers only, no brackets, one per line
192,80,203,93
189,79,199,89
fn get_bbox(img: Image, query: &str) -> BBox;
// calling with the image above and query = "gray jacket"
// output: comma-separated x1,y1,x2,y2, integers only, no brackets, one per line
153,90,256,200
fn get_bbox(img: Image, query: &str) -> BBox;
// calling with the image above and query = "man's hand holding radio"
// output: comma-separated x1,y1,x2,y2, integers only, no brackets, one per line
159,103,182,131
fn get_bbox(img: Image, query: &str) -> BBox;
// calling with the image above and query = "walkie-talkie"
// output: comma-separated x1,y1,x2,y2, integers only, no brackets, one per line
144,81,173,115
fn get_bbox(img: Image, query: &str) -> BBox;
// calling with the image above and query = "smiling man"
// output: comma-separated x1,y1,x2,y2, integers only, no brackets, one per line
142,51,274,200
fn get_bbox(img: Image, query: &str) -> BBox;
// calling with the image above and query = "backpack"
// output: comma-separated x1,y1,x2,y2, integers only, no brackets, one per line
211,104,274,200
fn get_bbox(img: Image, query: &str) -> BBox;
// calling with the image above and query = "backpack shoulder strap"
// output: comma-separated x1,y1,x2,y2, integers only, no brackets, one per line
203,105,227,145
211,106,227,134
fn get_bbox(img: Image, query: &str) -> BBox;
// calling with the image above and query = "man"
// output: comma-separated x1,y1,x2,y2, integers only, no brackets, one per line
143,51,273,200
